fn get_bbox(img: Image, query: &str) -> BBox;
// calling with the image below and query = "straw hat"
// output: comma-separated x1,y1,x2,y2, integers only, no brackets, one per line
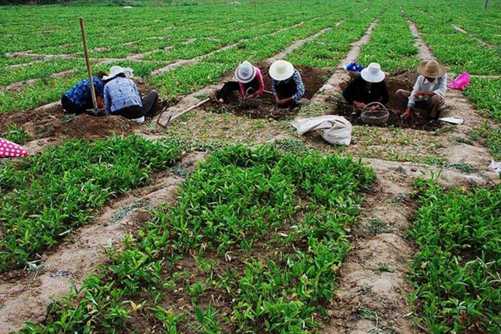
234,61,256,83
269,60,295,81
104,66,134,81
418,59,445,78
361,63,385,83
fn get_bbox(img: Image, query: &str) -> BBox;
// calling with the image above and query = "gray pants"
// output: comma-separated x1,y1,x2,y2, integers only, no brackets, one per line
396,89,445,119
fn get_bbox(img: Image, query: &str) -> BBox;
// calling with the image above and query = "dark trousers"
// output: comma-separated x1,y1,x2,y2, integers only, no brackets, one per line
217,82,241,103
396,89,445,119
114,91,158,119
61,95,88,114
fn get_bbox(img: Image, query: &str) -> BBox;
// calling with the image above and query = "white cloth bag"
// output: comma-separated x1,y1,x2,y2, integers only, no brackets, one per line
292,115,352,145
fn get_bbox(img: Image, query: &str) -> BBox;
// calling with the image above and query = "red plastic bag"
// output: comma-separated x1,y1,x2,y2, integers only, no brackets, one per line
0,138,28,158
448,72,471,91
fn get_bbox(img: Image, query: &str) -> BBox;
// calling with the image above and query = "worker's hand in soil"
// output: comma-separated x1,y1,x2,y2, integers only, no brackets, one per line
353,101,366,110
401,107,413,120
96,96,104,109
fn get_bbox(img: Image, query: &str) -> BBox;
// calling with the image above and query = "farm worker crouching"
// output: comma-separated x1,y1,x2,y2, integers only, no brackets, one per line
269,60,305,108
216,61,265,103
341,62,389,112
103,66,158,124
397,59,447,120
61,74,105,114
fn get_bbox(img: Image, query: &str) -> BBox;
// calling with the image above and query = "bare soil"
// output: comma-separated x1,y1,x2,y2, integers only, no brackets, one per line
204,65,330,119
333,71,442,131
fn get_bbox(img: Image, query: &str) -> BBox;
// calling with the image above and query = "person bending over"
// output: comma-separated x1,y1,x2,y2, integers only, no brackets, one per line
269,60,305,109
397,59,447,120
61,74,105,114
103,66,158,124
216,61,265,103
342,62,388,112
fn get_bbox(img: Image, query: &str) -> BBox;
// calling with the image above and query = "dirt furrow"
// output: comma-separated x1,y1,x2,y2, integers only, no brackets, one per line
0,152,204,334
312,20,378,104
452,24,494,48
407,20,495,170
267,27,331,63
155,26,333,127
150,21,308,77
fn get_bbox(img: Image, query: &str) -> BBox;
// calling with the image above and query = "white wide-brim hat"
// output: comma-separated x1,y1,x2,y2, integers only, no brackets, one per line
104,65,134,81
269,60,295,81
234,61,256,84
360,63,385,83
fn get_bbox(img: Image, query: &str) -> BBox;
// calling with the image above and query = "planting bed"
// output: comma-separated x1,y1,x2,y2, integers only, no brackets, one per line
331,70,442,131
204,65,330,120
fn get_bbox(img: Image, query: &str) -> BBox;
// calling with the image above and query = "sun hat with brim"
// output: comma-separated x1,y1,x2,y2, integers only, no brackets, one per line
234,61,256,84
104,66,134,81
418,59,445,78
269,60,295,81
361,63,385,83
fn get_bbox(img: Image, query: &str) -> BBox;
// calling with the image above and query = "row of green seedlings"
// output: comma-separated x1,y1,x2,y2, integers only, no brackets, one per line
409,179,500,333
401,0,500,162
0,5,317,87
21,144,375,333
0,5,341,113
0,135,183,272
358,7,419,72
150,5,381,101
403,0,500,46
404,2,499,76
0,1,292,55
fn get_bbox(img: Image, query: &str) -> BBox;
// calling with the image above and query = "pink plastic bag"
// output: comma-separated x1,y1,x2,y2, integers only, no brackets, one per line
0,138,28,158
448,72,470,90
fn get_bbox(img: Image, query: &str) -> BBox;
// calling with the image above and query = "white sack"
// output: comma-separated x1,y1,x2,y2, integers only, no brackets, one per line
292,115,352,146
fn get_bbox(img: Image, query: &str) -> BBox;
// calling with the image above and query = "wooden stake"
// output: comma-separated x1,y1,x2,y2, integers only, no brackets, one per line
79,17,98,111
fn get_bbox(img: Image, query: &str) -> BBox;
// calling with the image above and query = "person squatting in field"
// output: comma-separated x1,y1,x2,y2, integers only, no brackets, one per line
269,60,305,108
61,73,105,114
397,59,447,120
102,66,158,124
339,62,389,114
216,61,265,103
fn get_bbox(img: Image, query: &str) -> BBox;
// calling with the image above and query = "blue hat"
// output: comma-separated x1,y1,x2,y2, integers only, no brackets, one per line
344,62,364,72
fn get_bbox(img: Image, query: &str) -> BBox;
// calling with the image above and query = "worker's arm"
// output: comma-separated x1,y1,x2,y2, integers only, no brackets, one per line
433,74,447,98
381,82,389,105
407,76,422,108
292,72,305,103
104,85,111,114
342,78,357,104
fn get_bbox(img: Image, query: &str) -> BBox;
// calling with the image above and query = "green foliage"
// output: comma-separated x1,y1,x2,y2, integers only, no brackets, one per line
464,78,501,122
0,135,182,271
1,124,30,144
359,9,419,71
21,145,374,333
410,180,501,333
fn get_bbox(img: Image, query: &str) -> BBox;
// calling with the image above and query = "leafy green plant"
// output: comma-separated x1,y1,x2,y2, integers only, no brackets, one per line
21,144,374,333
1,124,30,144
0,135,182,272
409,180,501,333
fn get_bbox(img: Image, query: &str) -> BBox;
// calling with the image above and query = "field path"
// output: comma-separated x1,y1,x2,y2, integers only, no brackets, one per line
315,16,499,334
155,25,334,127
0,152,205,334
312,20,378,104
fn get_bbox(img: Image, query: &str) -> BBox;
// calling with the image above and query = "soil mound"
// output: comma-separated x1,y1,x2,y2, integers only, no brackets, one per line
1,105,136,141
333,70,441,131
205,65,331,119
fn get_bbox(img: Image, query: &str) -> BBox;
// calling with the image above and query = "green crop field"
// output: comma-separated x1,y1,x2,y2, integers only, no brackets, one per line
0,0,500,333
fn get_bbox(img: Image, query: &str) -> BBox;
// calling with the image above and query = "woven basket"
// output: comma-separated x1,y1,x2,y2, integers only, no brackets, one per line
360,102,389,126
